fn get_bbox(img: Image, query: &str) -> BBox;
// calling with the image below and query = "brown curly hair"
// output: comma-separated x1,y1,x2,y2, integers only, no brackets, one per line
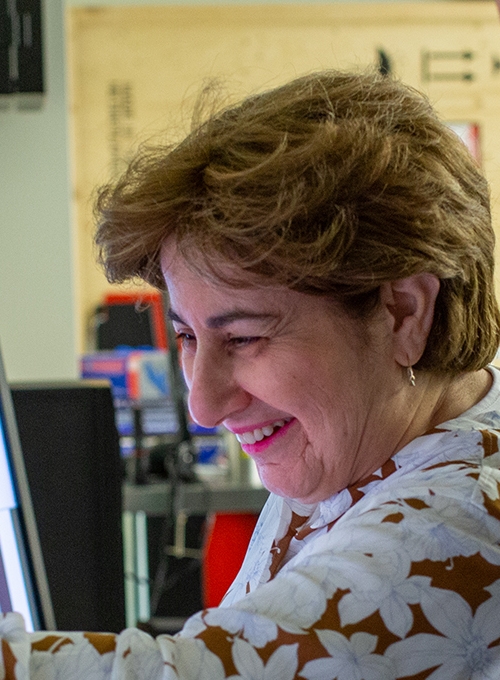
95,68,500,374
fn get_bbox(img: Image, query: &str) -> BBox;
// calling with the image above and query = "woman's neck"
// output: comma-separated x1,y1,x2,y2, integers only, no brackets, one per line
427,368,493,431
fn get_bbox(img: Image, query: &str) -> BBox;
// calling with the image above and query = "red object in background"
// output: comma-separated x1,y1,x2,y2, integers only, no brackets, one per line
104,291,168,349
447,122,481,165
202,512,259,608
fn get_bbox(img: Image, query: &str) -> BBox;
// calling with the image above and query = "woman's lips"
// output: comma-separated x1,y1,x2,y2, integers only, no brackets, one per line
234,418,292,445
233,418,295,455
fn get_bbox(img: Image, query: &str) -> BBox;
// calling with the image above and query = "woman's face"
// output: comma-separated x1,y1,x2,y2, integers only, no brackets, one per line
161,245,407,503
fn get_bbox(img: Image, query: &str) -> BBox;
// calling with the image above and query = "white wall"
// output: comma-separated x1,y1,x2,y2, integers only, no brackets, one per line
0,0,75,381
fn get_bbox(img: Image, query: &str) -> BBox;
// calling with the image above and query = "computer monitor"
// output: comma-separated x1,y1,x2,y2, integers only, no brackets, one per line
0,346,55,631
11,380,125,633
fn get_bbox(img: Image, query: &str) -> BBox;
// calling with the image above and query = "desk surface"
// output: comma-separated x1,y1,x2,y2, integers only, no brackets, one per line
123,480,270,516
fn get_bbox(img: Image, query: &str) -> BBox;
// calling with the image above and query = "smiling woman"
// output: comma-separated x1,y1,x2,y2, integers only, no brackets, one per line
3,69,500,679
160,246,436,505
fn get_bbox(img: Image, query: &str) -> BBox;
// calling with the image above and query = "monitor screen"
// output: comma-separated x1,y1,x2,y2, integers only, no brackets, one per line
0,347,55,631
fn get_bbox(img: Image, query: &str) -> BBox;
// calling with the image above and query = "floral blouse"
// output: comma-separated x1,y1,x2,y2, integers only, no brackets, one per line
3,368,500,679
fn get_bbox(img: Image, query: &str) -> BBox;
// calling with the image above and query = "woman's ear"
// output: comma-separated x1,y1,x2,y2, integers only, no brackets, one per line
379,273,440,367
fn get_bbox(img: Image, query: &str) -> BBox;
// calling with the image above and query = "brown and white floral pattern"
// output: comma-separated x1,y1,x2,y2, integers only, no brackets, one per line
3,369,500,679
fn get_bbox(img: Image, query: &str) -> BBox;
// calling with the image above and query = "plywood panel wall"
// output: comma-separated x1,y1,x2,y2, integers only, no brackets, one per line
67,2,500,352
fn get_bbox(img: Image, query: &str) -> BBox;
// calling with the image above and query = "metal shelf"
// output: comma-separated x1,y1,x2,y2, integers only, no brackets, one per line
123,480,269,516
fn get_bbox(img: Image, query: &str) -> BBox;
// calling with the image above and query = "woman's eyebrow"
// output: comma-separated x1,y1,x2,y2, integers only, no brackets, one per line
167,308,276,329
167,309,185,325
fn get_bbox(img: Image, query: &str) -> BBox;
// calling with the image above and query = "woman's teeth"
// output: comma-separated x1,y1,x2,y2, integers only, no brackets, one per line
235,419,290,445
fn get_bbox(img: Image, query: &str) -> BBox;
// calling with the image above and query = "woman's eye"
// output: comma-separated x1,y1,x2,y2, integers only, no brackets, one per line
175,332,196,349
229,336,261,348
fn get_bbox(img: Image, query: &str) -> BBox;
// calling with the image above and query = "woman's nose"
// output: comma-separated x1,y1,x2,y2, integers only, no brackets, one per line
185,349,250,429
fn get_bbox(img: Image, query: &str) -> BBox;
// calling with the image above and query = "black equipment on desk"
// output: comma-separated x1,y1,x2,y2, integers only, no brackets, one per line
95,303,155,351
11,381,126,632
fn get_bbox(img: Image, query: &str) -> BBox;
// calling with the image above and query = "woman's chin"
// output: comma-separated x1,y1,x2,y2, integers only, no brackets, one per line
257,467,326,504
